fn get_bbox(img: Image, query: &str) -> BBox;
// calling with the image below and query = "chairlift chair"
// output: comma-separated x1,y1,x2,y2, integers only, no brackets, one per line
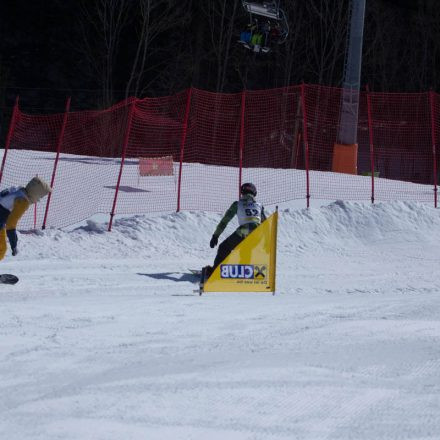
239,1,289,53
242,1,281,20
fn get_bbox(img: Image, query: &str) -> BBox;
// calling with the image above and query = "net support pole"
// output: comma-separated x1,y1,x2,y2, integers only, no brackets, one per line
238,90,246,197
0,96,19,185
177,88,192,212
429,91,438,208
42,97,71,229
300,84,310,208
108,99,136,231
294,132,301,169
366,87,375,204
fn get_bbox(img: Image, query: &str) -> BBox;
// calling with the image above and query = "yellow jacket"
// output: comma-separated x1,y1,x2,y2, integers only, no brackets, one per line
0,192,31,260
6,198,30,229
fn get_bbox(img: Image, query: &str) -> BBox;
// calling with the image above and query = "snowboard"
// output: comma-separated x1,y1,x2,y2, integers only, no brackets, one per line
0,274,19,285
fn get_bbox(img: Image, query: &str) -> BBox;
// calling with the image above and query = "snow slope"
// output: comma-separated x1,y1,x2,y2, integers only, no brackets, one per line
1,200,440,439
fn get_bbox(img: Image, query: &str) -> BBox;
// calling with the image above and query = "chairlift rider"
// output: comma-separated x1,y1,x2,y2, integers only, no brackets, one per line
238,1,289,53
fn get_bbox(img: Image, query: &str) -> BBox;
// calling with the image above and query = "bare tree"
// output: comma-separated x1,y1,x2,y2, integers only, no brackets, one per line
125,0,192,98
404,2,440,91
202,0,240,93
276,0,308,87
303,0,350,85
363,1,412,91
427,3,440,91
0,57,11,144
77,0,131,108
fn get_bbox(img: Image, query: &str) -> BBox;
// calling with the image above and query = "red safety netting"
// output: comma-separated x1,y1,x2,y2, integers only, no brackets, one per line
433,92,440,207
1,109,64,229
48,101,131,228
243,86,305,206
302,84,372,201
1,84,439,230
179,88,242,212
367,92,434,203
117,92,188,216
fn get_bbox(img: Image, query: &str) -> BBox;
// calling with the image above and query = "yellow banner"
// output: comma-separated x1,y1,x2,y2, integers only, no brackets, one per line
203,210,278,293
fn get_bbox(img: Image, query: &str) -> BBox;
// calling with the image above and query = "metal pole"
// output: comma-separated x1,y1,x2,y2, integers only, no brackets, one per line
294,132,301,169
238,90,246,197
300,84,310,208
177,88,192,212
338,0,366,145
108,99,136,231
42,97,71,229
366,87,375,204
429,91,438,208
0,96,19,185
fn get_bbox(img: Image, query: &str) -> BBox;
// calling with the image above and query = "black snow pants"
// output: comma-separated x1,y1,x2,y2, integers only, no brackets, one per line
212,223,258,270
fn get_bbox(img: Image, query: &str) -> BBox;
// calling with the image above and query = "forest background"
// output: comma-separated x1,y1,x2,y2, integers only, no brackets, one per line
0,0,438,132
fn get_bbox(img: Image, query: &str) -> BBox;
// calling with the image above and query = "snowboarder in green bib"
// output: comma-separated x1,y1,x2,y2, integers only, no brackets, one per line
205,182,266,279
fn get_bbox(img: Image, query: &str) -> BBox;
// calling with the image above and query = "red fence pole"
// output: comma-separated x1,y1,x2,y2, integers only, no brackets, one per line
0,96,19,185
42,97,71,229
366,88,375,204
108,99,136,231
238,90,246,197
300,84,310,208
429,91,438,208
176,88,192,212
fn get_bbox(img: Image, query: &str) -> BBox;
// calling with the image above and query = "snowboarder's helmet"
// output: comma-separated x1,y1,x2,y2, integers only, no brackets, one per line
25,176,52,203
240,182,257,196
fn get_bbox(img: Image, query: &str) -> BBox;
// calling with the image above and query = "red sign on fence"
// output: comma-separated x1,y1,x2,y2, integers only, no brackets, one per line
138,156,174,176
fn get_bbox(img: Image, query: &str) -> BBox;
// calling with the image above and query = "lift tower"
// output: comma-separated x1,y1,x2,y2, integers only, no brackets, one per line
332,0,366,174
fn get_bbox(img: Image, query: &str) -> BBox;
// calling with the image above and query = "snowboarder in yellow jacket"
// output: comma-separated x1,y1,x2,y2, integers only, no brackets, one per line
0,177,52,260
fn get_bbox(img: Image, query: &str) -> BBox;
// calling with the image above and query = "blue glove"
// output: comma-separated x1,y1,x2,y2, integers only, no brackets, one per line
210,235,218,248
11,247,18,256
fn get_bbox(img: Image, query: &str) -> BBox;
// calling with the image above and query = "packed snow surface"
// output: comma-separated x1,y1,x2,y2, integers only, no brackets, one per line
1,200,440,439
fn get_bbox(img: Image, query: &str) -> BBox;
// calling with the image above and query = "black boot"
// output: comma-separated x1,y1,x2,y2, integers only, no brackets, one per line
203,265,213,279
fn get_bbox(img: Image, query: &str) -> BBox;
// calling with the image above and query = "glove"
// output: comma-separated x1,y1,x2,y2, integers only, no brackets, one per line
11,247,18,256
210,235,218,248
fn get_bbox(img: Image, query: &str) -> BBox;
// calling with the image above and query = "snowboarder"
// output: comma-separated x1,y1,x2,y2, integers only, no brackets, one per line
0,176,52,260
205,182,266,279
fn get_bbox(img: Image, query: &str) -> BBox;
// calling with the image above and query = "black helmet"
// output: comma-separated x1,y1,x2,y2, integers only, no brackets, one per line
240,182,257,196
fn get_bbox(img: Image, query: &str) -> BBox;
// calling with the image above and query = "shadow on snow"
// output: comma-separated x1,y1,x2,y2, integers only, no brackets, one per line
137,272,198,284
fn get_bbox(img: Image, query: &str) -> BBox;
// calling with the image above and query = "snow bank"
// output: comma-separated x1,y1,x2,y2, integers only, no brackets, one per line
16,200,440,262
281,200,440,251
